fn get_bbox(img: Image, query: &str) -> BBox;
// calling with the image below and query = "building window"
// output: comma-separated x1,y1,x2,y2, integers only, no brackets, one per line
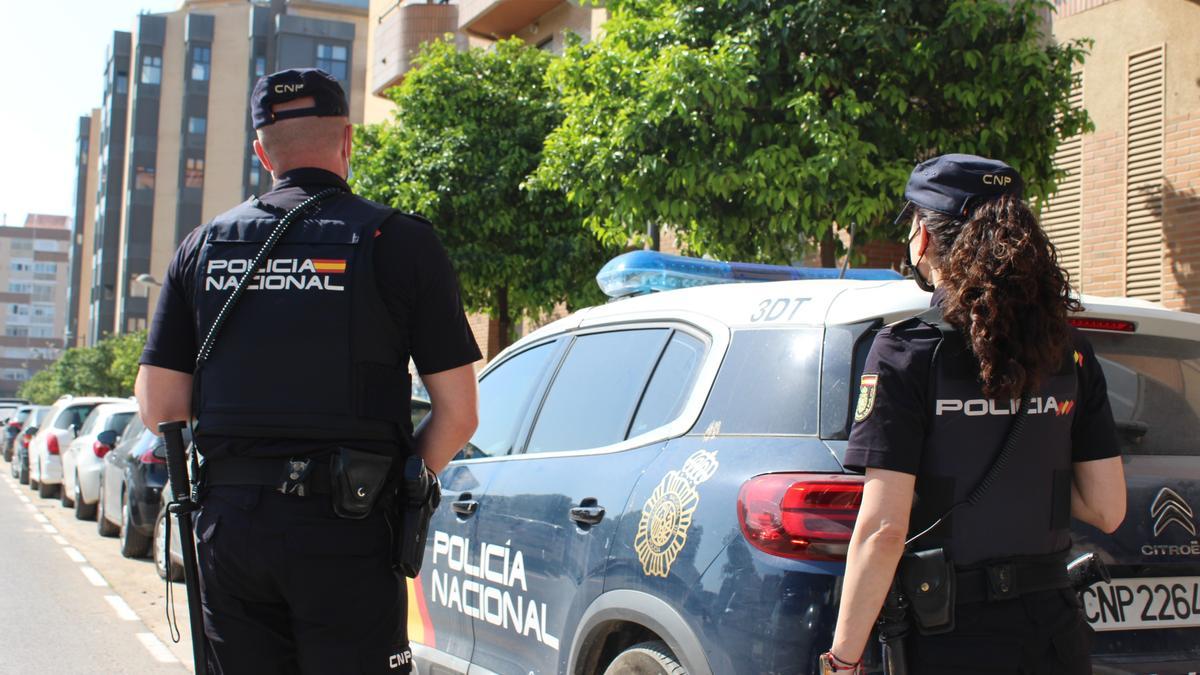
29,327,52,339
4,327,28,338
116,73,128,94
9,261,31,273
316,44,348,80
33,263,56,276
136,166,156,190
191,46,211,82
11,239,32,251
142,55,162,85
31,285,54,302
249,165,261,187
7,282,32,294
9,304,29,316
255,56,267,78
188,116,207,135
185,158,205,188
33,240,60,253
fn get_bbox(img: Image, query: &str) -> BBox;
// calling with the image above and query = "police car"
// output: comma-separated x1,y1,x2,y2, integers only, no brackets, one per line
410,251,1200,675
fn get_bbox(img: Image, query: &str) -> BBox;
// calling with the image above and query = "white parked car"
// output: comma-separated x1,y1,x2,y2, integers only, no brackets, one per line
60,401,138,519
27,396,129,499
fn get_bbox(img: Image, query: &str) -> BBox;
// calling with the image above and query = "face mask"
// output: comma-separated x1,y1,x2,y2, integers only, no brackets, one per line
902,227,936,293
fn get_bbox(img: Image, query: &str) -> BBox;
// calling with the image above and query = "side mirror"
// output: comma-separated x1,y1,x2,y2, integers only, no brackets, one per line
69,423,78,438
96,430,118,447
152,442,167,460
25,426,38,437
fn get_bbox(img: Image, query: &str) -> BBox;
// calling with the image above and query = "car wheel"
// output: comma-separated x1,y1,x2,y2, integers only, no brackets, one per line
154,507,183,581
602,641,687,675
74,473,96,521
17,459,28,484
96,477,119,537
119,492,152,559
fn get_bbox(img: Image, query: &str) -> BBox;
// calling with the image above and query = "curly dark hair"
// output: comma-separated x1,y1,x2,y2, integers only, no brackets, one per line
918,194,1082,401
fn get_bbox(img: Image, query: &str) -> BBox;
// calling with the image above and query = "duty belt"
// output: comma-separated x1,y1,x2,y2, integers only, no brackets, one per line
204,456,332,496
955,554,1071,604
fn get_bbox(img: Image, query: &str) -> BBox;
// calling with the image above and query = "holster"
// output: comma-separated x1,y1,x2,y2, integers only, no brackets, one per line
329,447,393,519
898,548,956,635
394,455,440,578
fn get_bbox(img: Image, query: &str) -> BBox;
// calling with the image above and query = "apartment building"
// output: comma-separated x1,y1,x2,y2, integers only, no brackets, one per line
0,216,72,396
70,0,371,345
67,111,102,348
1045,0,1200,311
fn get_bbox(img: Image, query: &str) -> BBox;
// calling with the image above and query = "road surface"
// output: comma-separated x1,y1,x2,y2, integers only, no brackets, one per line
0,466,192,673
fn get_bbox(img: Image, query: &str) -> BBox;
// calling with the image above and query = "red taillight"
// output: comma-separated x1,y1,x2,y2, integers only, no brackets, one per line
140,450,165,465
47,435,60,455
1069,317,1136,332
21,434,31,448
93,441,111,458
737,474,864,561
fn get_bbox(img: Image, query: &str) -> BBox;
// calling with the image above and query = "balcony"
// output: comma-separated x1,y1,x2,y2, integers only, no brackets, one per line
458,0,564,38
372,2,460,97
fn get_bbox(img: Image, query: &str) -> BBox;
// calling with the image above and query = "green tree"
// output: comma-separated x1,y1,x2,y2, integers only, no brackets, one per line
17,331,147,403
532,0,1092,264
352,38,619,353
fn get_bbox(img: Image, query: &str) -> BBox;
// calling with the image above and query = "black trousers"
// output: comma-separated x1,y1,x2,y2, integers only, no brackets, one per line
908,589,1093,674
195,486,411,675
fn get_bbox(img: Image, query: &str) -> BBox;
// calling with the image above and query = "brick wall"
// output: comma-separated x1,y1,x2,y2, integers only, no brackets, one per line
1162,111,1200,312
858,240,906,271
1078,130,1126,297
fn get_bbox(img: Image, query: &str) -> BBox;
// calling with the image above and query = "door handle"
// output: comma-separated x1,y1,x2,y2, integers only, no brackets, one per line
451,497,478,517
569,498,605,526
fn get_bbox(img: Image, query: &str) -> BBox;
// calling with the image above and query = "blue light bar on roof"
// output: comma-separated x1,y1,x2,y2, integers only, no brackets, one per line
596,251,903,299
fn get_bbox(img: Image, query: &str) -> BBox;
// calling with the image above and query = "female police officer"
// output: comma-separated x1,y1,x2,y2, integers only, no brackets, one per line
818,154,1127,674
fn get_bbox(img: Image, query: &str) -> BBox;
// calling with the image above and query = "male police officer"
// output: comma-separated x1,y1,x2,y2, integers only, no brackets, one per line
135,68,481,674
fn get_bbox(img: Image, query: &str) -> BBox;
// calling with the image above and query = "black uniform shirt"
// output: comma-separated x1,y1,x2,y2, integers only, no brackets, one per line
139,168,482,459
844,289,1122,475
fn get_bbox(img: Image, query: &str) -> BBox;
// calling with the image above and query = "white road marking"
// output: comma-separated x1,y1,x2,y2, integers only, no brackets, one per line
42,524,57,534
80,566,108,587
105,595,139,621
19,495,30,503
63,546,86,563
52,535,69,546
33,513,48,523
136,632,178,663
24,504,36,512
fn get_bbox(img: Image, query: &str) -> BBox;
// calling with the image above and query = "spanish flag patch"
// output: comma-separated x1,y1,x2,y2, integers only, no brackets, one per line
854,374,879,423
311,259,347,274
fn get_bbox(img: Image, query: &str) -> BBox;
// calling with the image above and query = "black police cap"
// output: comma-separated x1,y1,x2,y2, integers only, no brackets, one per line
895,153,1024,224
251,68,348,129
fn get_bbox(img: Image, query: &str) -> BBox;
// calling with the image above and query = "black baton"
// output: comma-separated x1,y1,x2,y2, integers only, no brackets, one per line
159,420,208,674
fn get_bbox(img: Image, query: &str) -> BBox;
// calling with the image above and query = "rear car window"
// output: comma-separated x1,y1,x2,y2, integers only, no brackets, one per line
54,404,98,431
696,328,821,435
1087,332,1200,456
526,329,671,453
78,409,103,435
107,412,136,434
628,331,707,437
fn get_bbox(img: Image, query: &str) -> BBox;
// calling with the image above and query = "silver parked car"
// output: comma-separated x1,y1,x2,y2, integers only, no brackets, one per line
60,401,138,519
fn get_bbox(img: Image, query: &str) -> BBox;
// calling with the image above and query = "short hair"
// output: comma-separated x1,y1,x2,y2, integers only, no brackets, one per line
255,97,347,173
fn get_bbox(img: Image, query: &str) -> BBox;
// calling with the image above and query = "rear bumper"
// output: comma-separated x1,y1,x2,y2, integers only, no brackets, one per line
76,462,102,504
39,455,63,484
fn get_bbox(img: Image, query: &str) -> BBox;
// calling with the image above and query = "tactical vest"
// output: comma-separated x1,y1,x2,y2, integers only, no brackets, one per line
190,192,409,446
909,313,1079,567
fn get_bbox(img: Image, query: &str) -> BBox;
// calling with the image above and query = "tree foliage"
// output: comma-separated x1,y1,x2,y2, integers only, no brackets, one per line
352,38,619,350
532,0,1092,264
18,332,146,404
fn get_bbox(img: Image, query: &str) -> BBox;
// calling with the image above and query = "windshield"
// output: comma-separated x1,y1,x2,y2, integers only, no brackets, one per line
1087,331,1200,456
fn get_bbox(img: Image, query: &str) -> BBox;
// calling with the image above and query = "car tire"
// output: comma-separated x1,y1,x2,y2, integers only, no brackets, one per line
154,507,183,582
602,641,687,675
29,473,39,491
17,459,28,484
119,493,151,559
97,477,119,537
74,473,96,521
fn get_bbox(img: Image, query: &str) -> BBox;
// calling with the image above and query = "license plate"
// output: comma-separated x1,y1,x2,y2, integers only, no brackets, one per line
1081,577,1200,631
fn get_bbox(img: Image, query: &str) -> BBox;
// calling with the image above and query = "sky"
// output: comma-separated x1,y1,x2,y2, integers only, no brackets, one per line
0,0,182,228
